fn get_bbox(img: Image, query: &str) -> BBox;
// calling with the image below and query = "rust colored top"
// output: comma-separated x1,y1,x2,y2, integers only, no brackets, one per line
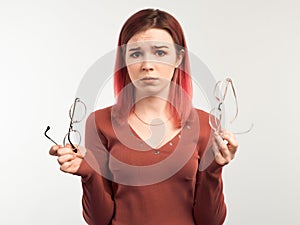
75,106,226,225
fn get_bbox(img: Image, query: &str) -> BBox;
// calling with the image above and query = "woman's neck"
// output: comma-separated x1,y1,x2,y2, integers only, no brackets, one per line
133,96,170,121
133,83,171,120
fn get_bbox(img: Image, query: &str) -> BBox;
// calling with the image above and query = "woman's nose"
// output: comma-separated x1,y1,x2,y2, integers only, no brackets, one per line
141,60,154,72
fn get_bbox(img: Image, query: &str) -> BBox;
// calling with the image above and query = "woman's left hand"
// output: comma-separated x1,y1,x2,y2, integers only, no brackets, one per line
212,130,239,166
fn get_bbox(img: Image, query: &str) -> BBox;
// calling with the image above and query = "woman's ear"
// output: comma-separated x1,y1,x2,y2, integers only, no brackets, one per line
175,49,185,68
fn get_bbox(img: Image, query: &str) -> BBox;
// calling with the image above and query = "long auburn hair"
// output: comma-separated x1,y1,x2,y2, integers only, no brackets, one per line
113,8,193,128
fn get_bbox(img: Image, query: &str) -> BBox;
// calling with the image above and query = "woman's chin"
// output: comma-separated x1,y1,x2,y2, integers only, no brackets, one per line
135,84,170,100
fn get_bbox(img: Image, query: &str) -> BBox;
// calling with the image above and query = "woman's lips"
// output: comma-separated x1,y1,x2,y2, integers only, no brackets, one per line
141,77,159,80
138,77,160,85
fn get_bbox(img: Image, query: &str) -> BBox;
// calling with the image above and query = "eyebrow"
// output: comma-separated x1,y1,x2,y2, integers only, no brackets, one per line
128,47,141,52
153,45,169,49
128,45,170,52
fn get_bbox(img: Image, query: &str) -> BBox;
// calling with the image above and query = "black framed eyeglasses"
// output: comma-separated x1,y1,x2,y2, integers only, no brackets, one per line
44,98,87,153
209,78,253,134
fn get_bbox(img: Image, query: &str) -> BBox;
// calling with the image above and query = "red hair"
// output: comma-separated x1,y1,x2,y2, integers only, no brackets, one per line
113,9,193,127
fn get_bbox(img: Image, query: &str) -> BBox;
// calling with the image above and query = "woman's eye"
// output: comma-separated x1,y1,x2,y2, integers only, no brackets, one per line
155,50,166,57
130,52,142,58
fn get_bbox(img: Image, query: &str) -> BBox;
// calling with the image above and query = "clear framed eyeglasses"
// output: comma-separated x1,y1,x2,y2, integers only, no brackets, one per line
209,78,253,134
44,98,87,152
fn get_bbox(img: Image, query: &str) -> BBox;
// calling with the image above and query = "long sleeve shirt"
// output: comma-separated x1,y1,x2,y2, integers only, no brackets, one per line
75,106,226,225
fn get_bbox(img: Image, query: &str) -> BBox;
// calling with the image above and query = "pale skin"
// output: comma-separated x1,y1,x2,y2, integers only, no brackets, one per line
49,28,238,174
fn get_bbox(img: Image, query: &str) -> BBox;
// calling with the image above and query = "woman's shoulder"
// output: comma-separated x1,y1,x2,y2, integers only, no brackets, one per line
193,107,209,116
191,107,210,123
189,107,212,136
93,105,113,117
86,105,114,127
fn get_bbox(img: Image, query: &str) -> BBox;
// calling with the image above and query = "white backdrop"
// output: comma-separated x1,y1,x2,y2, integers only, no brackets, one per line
0,0,299,224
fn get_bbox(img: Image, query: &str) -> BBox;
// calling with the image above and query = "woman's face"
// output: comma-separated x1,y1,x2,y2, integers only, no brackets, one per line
125,28,182,95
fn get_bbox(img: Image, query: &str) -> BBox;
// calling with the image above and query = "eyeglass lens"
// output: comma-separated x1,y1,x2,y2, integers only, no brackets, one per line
209,108,222,132
63,130,81,147
214,80,228,102
69,98,86,123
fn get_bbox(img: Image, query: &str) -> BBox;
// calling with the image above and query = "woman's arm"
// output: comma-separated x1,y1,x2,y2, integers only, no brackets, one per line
193,159,226,225
75,112,115,225
193,129,238,225
75,158,114,225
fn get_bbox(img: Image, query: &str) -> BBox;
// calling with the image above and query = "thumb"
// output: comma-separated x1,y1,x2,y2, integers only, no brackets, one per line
49,144,63,156
65,143,80,154
65,143,73,148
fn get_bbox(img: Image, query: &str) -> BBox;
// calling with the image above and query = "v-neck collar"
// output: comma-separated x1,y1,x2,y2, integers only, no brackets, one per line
128,124,182,150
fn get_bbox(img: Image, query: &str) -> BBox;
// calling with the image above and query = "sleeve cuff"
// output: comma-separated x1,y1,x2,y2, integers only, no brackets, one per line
206,160,226,174
74,158,96,183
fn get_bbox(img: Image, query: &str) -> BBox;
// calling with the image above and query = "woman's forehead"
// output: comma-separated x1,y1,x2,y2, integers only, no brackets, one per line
125,40,175,51
127,28,174,44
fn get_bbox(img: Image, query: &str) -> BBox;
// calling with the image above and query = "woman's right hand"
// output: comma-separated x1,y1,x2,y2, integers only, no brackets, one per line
49,144,84,174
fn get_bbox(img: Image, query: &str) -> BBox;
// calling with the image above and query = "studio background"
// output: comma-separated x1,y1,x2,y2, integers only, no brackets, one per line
0,0,299,224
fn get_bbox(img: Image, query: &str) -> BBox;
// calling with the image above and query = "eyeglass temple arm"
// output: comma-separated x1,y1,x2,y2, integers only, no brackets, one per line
224,78,239,123
233,123,254,135
44,126,59,145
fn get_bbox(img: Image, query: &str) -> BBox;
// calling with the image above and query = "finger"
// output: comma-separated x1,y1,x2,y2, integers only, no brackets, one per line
214,132,231,155
221,131,239,152
212,140,227,165
60,161,72,172
64,143,79,153
49,145,63,156
65,143,72,148
221,130,237,142
211,140,219,155
75,146,85,159
57,154,75,165
211,139,223,157
57,146,74,156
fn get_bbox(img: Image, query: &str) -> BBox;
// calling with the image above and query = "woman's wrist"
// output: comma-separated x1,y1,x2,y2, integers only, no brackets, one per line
74,158,95,182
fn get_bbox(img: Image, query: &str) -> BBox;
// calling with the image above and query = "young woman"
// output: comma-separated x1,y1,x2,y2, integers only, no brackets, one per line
49,8,238,225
